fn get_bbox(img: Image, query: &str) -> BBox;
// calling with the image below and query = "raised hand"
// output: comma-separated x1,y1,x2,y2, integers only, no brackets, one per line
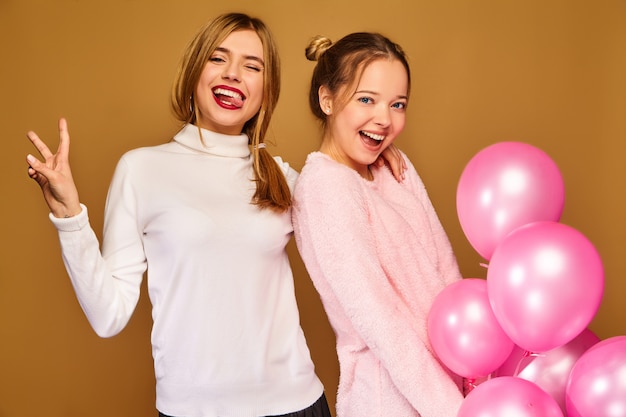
375,143,407,182
26,118,82,218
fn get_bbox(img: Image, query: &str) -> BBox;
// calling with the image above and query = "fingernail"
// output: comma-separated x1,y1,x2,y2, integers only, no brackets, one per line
26,154,35,163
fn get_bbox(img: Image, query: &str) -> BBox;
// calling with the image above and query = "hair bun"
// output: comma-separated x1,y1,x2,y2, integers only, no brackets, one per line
305,35,332,61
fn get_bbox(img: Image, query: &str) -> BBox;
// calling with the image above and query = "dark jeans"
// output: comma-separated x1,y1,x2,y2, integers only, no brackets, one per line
158,393,331,417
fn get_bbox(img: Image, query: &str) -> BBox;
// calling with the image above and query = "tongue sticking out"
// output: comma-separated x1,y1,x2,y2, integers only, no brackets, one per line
216,92,244,108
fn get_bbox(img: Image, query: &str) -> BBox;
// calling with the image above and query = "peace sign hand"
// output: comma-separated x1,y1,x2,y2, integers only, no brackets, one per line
26,118,82,218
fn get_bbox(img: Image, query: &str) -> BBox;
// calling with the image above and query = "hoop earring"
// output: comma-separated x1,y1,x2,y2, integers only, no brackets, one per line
189,95,194,114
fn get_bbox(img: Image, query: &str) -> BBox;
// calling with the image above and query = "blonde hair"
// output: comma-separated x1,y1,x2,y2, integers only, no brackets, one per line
171,13,291,212
306,32,411,132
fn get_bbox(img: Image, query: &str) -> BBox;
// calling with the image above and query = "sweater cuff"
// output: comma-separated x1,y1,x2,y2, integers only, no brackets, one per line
48,203,89,232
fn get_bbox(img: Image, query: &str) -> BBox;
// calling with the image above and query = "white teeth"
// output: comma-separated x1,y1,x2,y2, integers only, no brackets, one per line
213,88,243,100
361,131,385,141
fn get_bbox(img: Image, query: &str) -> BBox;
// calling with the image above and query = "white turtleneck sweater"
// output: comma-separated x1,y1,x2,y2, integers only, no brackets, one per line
49,124,323,417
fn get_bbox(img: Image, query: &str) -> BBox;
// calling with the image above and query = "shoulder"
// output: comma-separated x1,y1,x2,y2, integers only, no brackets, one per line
295,152,362,200
120,142,175,159
110,143,179,185
300,152,355,180
117,142,178,165
293,153,369,225
272,155,299,189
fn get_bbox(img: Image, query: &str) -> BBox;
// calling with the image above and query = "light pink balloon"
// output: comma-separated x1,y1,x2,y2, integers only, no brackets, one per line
487,221,604,353
566,336,626,417
457,141,564,260
458,376,564,417
427,278,514,378
494,328,600,415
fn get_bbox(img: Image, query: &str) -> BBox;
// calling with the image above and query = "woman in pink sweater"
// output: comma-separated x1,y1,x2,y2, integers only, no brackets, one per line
292,33,465,417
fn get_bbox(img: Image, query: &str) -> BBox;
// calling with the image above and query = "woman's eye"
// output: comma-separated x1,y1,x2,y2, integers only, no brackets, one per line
209,56,225,63
245,65,262,72
392,102,407,109
358,97,373,104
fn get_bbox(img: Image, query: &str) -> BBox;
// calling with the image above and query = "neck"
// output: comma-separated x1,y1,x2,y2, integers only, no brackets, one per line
319,142,372,180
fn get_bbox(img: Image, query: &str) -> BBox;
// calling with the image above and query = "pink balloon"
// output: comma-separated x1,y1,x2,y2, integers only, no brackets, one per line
487,221,604,353
566,336,626,417
427,278,514,378
458,376,564,417
457,142,564,260
494,328,600,415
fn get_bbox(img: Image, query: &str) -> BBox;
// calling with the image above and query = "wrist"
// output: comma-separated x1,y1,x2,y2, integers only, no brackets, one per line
51,204,82,219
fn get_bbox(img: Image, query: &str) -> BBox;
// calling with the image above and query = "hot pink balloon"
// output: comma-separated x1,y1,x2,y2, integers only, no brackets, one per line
427,278,514,378
487,221,604,353
494,328,600,415
457,141,564,260
566,336,626,417
458,376,564,417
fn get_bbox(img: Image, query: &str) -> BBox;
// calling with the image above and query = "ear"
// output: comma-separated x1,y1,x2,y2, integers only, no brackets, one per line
318,85,333,115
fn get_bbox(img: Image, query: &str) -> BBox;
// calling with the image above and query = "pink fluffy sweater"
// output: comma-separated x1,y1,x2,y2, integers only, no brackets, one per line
292,152,464,417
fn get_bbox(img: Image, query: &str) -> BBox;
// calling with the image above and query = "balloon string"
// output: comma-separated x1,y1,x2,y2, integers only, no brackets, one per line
513,350,533,377
463,378,477,396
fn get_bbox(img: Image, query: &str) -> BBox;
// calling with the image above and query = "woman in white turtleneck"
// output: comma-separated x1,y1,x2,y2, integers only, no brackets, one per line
24,13,333,417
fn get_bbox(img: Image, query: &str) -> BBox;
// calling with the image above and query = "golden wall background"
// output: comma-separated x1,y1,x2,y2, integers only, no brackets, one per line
1,0,624,416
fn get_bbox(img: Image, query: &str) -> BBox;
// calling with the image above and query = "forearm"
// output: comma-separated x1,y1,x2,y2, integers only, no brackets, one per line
51,205,144,337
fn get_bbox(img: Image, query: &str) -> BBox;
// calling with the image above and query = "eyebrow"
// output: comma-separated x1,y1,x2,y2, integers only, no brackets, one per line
214,47,265,66
355,89,408,100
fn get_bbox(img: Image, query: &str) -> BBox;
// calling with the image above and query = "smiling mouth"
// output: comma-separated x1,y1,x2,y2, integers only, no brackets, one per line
213,87,245,108
360,130,385,146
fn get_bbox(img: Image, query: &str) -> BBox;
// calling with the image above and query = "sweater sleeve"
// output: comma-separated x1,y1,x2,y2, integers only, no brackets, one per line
50,156,147,337
403,155,463,285
293,160,463,417
272,155,299,193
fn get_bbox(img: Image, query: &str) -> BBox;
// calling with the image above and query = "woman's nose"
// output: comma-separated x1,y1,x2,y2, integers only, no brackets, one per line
374,106,391,127
222,62,241,82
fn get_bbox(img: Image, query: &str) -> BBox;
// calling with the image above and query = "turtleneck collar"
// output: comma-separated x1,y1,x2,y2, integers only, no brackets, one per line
173,124,251,158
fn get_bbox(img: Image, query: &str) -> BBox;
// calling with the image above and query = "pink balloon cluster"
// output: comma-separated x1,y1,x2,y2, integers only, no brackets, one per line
426,141,618,416
453,142,604,352
458,376,564,417
494,328,601,415
485,334,626,417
